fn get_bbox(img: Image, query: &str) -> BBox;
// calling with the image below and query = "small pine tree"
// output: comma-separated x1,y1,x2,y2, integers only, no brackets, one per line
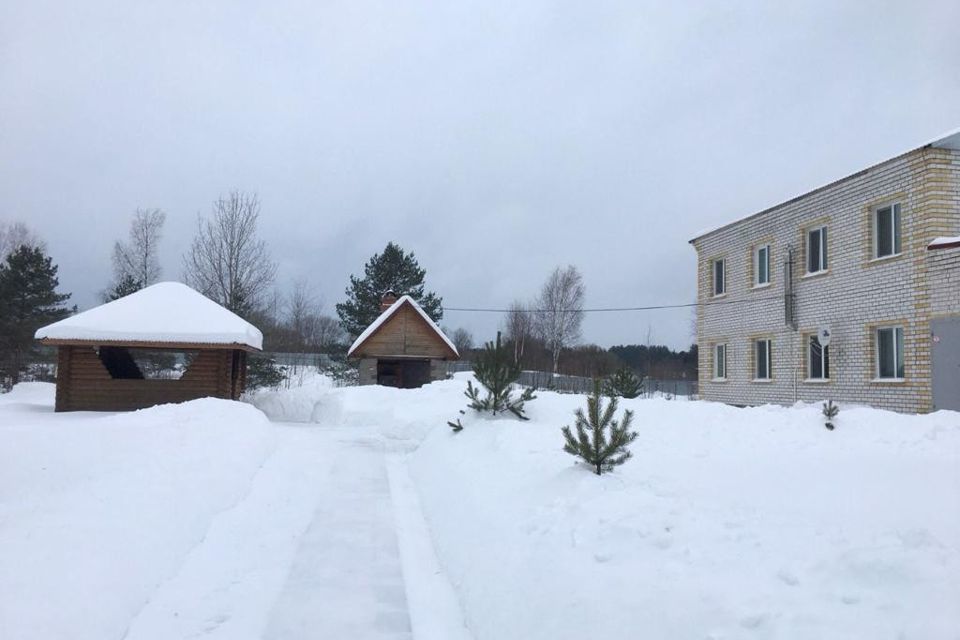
464,332,536,420
822,399,839,431
0,245,73,386
562,380,638,475
246,354,286,390
603,366,643,399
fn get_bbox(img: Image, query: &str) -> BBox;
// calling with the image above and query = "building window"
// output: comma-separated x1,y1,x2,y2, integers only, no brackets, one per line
713,259,726,296
754,339,771,380
808,335,829,380
807,226,828,273
874,203,902,258
876,327,904,379
713,343,727,380
754,244,770,286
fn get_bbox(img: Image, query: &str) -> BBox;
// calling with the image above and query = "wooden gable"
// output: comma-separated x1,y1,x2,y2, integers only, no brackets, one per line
350,301,458,360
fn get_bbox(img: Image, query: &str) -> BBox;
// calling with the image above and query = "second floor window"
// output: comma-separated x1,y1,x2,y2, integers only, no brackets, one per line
754,244,770,286
754,339,771,380
807,226,828,273
874,203,902,258
713,259,725,296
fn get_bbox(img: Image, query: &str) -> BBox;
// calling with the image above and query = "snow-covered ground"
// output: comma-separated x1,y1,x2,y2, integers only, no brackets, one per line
1,375,958,639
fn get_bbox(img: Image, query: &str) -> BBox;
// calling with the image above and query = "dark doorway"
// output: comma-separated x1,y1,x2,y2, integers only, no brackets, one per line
377,359,432,389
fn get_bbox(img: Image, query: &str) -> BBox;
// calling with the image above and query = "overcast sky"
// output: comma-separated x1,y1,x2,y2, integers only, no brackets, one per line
1,0,958,349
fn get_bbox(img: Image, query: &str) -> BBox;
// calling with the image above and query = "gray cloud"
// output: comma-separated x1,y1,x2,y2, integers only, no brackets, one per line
2,0,958,348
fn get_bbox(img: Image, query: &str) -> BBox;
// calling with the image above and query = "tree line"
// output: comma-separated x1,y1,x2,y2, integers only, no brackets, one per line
1,191,697,388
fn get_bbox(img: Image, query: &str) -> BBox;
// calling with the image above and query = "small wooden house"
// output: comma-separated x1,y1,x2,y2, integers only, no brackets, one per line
34,282,262,412
348,292,459,388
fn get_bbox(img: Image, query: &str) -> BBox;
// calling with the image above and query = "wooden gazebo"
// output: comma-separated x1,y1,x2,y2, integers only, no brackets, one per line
34,282,262,412
348,292,459,388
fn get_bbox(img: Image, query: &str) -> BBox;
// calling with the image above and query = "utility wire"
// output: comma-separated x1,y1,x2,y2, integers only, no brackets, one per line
442,294,785,314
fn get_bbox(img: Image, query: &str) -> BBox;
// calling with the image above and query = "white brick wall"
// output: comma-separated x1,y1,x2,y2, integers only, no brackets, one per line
692,146,960,413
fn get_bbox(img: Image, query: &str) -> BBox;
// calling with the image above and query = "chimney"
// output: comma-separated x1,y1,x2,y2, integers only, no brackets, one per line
381,289,398,311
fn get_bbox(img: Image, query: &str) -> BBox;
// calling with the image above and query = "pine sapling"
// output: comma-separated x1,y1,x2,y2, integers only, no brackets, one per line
603,366,643,399
562,381,638,475
466,332,536,420
822,399,839,431
447,410,466,433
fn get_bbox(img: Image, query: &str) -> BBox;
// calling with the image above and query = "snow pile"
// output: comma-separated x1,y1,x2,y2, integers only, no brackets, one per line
3,377,958,639
34,281,263,349
0,385,275,640
247,373,466,445
409,392,960,640
245,369,336,422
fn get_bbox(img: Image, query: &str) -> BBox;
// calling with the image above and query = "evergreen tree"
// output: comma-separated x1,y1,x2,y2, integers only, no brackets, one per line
336,242,442,337
822,399,839,431
603,366,643,399
103,273,143,302
0,246,73,386
463,332,535,420
562,380,638,475
246,354,286,390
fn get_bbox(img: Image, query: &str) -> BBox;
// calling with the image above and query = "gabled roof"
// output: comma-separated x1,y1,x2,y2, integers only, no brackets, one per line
35,282,262,350
347,295,458,358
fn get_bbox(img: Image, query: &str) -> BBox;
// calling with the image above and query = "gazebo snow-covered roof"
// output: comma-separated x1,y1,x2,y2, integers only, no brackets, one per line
35,281,262,351
348,294,458,358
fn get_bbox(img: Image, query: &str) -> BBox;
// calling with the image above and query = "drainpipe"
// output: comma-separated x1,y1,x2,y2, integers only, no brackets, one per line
785,246,799,403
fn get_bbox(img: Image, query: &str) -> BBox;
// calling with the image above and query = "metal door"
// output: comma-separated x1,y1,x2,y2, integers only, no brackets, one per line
932,317,960,411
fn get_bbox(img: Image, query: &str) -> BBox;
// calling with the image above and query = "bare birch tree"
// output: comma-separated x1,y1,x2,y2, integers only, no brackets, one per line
0,221,44,261
504,300,534,365
182,191,277,316
534,265,585,374
449,327,474,355
112,208,166,288
312,314,345,350
286,278,320,345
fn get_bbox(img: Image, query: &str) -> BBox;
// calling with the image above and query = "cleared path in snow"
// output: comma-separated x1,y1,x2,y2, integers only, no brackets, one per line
124,424,469,640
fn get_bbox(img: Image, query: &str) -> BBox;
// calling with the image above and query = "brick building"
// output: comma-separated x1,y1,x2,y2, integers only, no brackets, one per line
690,130,960,413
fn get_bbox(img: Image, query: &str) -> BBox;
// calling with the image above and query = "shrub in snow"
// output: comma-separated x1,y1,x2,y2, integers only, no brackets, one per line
823,399,839,431
603,367,643,399
246,354,286,390
456,333,535,426
562,380,638,475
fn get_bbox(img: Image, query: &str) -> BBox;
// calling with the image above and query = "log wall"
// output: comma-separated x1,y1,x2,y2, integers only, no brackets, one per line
54,346,246,412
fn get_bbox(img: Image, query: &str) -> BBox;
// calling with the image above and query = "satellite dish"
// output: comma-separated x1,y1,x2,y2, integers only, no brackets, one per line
817,326,832,347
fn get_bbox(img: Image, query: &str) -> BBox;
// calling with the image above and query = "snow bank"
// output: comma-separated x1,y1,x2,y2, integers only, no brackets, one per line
247,372,467,446
408,391,960,639
0,385,275,640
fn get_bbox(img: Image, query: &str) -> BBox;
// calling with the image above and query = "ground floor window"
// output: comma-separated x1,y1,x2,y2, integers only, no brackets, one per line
713,344,727,380
876,327,905,379
808,335,829,380
754,339,771,380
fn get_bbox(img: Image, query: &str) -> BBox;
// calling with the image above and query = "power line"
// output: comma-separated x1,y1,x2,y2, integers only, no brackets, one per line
443,294,785,314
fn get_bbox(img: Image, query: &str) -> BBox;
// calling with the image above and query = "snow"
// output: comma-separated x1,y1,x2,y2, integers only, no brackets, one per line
347,295,458,358
928,236,960,249
34,281,263,349
2,376,958,639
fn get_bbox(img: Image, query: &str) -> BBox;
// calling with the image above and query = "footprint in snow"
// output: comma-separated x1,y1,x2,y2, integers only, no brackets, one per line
739,613,768,629
776,569,799,586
